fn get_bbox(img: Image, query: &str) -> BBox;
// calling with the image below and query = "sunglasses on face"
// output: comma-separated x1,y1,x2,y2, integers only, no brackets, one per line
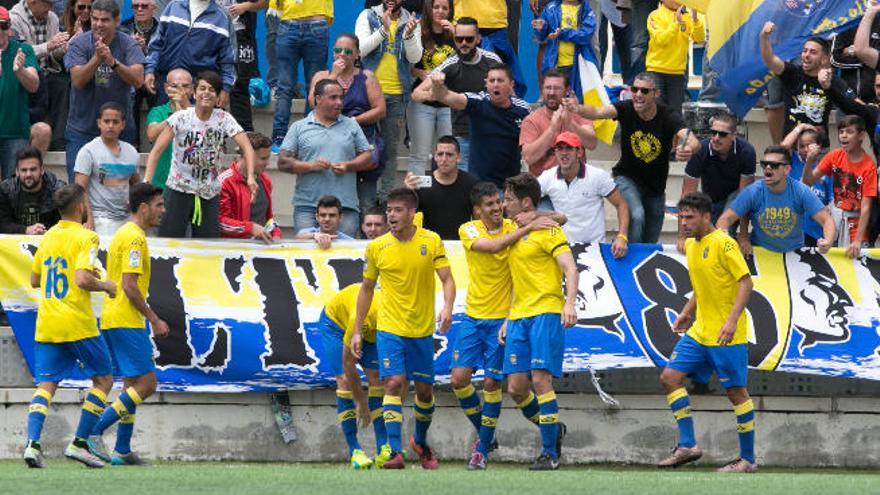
632,86,656,95
454,36,476,44
760,160,787,169
77,4,91,10
333,47,354,55
0,22,10,31
710,129,731,138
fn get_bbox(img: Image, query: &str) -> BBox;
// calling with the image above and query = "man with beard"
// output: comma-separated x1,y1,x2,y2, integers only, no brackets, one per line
0,147,63,234
761,21,858,142
717,145,835,257
520,68,597,177
413,17,501,168
572,71,699,244
425,63,530,188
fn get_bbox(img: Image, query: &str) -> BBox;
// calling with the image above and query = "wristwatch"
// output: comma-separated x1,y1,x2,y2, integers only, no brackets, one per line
110,58,119,69
847,46,856,57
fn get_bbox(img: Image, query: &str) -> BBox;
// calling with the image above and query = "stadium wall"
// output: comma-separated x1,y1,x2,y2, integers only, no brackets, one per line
1,388,879,467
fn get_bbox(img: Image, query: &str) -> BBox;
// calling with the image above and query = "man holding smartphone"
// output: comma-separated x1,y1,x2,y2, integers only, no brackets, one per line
404,135,478,240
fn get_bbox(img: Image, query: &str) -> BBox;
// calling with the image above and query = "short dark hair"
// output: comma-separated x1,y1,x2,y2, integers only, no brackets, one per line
129,182,163,213
805,36,830,56
53,184,86,215
709,111,737,132
98,101,126,120
316,195,342,214
764,144,792,163
196,70,223,94
470,181,499,206
246,131,272,151
315,78,343,97
15,147,43,169
455,16,479,29
798,126,823,144
91,0,120,17
487,63,513,81
677,191,713,214
633,72,659,89
504,173,541,207
386,187,419,210
541,68,569,88
838,114,865,133
362,207,385,220
436,135,460,154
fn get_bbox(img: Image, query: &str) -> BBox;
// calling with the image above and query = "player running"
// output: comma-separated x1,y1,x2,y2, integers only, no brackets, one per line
500,173,579,471
351,188,455,470
658,192,756,473
456,181,557,470
87,183,169,465
320,283,388,469
23,184,117,468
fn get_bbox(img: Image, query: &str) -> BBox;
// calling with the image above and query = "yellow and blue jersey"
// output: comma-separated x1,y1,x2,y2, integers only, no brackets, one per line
508,226,571,320
459,219,516,320
324,283,379,345
101,222,150,330
363,227,450,338
685,229,751,346
31,220,101,343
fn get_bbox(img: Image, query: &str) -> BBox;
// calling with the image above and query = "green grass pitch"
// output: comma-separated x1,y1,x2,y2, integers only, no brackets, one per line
3,461,879,495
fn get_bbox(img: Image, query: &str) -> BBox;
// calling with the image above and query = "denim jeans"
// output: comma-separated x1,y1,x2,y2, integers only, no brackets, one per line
406,101,451,175
293,205,360,239
272,19,329,141
357,177,378,220
650,72,687,116
599,17,633,84
457,136,471,173
630,0,653,77
0,138,29,180
376,94,406,204
614,175,665,244
265,13,280,90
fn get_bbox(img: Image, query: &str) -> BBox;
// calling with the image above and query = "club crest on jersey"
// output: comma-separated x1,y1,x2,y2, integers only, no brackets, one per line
382,357,391,369
420,244,427,256
703,246,709,259
509,353,517,365
453,350,460,361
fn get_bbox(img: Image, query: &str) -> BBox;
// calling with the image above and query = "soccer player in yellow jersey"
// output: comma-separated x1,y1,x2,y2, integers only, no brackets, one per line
23,184,117,469
87,183,169,466
457,181,557,470
351,188,456,470
501,173,578,471
319,283,387,469
658,192,756,473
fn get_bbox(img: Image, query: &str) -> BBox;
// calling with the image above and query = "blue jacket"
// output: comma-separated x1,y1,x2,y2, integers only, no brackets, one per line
145,0,236,92
535,0,597,101
355,5,422,102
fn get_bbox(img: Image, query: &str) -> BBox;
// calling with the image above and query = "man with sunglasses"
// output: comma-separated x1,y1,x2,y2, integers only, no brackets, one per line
571,71,699,244
716,145,835,257
413,17,502,169
680,112,756,225
0,5,41,180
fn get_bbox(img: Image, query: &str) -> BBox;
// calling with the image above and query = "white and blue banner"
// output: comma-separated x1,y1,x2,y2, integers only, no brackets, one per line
1,237,878,392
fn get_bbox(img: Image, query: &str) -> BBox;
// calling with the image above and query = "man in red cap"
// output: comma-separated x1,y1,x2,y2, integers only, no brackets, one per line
0,5,41,180
536,131,629,257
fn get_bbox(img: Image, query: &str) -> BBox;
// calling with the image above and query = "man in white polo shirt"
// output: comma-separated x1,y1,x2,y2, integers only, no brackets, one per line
537,132,630,258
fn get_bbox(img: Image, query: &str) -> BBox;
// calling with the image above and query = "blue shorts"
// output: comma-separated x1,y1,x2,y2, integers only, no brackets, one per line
666,334,748,389
451,315,505,380
318,311,378,376
102,328,157,378
503,313,565,377
375,331,434,383
34,335,113,383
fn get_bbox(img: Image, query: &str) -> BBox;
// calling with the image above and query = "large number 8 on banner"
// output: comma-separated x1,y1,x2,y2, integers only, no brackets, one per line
42,256,69,299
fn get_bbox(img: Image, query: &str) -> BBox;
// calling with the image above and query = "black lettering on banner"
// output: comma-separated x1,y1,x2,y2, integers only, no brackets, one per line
148,257,194,367
790,250,853,350
224,256,246,293
197,323,230,370
327,258,365,289
294,259,318,292
634,253,692,359
252,257,315,368
864,257,880,357
570,244,624,338
743,257,779,367
23,243,38,257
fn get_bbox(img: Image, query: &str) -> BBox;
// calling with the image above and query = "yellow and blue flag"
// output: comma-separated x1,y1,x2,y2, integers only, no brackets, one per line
681,0,866,116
